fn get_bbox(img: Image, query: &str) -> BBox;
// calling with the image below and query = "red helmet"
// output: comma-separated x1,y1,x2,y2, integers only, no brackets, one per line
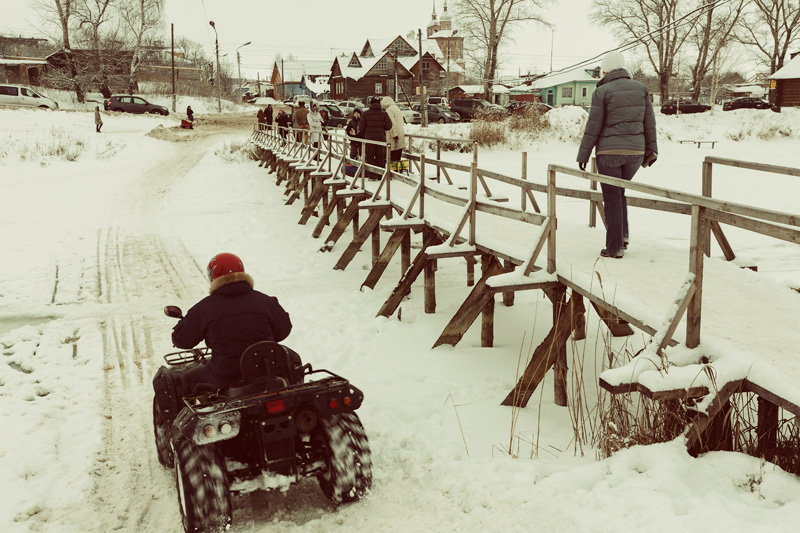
207,253,244,281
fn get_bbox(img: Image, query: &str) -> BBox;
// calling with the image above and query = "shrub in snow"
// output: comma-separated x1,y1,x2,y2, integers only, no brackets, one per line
215,140,256,163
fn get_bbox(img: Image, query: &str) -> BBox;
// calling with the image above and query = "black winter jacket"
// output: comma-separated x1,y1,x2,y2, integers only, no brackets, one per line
358,100,392,142
172,272,292,379
577,69,658,164
276,113,290,129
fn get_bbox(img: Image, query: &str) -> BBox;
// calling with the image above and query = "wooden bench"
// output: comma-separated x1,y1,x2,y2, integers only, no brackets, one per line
695,140,718,149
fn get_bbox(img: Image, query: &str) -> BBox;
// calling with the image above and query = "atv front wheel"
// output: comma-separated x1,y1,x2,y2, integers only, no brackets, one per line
173,437,231,533
153,397,174,468
315,412,373,503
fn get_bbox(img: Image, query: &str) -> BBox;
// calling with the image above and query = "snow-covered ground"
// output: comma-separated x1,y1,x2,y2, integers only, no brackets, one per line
1,104,800,533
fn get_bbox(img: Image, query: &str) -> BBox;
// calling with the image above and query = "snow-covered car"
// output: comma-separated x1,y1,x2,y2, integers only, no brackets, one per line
0,84,59,109
396,103,422,124
722,97,776,111
104,95,169,115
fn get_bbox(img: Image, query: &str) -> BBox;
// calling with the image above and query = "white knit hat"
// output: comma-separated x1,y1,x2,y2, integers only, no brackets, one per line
601,51,625,74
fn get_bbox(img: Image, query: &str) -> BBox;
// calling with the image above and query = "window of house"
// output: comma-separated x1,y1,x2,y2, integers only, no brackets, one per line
561,87,573,99
581,86,588,98
376,57,388,71
375,83,383,94
422,60,430,71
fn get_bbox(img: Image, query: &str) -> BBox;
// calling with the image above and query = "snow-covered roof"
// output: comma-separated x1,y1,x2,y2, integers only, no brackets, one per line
770,54,800,80
337,54,383,81
453,85,484,94
0,58,48,66
429,29,458,39
527,67,599,89
276,60,331,82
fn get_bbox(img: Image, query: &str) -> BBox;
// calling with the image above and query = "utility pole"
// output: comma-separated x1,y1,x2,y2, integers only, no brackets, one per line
171,23,176,113
209,20,221,113
418,29,428,127
236,41,251,101
446,29,458,102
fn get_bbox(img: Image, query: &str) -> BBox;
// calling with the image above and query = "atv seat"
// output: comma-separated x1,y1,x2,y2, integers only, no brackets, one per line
226,341,303,397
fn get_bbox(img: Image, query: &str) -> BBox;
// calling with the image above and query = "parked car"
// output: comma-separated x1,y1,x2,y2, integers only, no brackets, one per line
318,103,347,128
428,96,449,107
411,104,460,123
450,98,504,121
337,100,363,117
395,103,421,124
660,99,711,115
505,101,554,115
104,95,169,115
0,84,59,109
722,97,776,111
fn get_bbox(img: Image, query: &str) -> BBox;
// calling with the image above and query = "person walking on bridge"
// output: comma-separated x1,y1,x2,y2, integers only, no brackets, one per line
577,51,658,259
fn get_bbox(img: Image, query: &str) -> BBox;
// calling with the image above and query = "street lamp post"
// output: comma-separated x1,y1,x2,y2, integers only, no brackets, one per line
209,20,221,113
445,30,458,102
236,41,251,101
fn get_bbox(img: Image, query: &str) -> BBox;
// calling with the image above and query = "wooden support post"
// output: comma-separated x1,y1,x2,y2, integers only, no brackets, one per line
311,183,345,238
333,206,389,270
501,290,585,408
361,229,408,290
547,169,556,274
436,140,441,183
401,230,411,274
687,205,706,349
466,256,475,287
702,161,712,257
590,301,634,337
521,152,527,211
756,397,779,460
321,194,367,249
433,255,505,348
371,224,380,266
424,228,437,314
481,255,496,348
571,293,586,341
502,260,515,307
299,177,327,225
377,231,443,318
687,380,741,456
545,287,569,407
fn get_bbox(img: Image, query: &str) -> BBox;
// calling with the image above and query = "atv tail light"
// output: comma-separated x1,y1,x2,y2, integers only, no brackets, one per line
328,399,338,409
220,423,233,435
343,397,352,406
265,399,286,414
203,425,217,437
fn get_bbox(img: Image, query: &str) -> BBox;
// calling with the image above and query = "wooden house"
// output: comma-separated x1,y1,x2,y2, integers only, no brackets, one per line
769,53,800,108
271,60,331,101
524,67,600,107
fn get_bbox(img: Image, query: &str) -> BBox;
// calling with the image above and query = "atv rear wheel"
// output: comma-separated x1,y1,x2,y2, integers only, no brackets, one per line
153,397,174,468
315,412,372,503
173,437,232,533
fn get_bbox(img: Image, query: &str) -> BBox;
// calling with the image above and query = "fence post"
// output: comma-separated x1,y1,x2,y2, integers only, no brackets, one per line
385,142,392,201
589,157,598,228
420,153,426,219
469,161,477,246
547,168,556,274
360,140,366,190
687,205,705,348
521,152,528,211
436,139,441,183
702,160,712,256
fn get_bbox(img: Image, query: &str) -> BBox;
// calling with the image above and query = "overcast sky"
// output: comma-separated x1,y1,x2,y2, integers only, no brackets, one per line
2,0,617,80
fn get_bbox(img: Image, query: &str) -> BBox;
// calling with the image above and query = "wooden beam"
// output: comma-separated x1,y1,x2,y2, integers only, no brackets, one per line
432,255,505,348
361,229,408,290
424,228,437,314
590,301,634,337
501,290,584,408
377,231,443,318
686,379,743,456
655,276,697,356
756,396,779,460
320,194,368,250
598,377,709,400
481,255,496,348
687,205,706,349
332,206,390,270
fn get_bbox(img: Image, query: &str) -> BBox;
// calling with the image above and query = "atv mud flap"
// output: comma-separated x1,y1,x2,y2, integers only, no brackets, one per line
257,414,298,476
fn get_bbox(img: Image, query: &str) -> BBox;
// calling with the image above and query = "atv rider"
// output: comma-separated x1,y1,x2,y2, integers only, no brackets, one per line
171,253,292,393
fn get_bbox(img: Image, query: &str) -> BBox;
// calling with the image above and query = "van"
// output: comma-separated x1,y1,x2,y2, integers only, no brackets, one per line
0,84,59,109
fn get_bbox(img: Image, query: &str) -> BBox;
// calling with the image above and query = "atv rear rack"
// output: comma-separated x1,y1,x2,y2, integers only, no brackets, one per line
164,347,210,365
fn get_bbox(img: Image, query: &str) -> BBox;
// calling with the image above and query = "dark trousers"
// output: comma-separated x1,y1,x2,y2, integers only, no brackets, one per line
96,123,102,132
596,154,644,254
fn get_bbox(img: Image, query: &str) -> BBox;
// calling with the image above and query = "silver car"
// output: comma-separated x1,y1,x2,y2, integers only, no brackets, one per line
337,100,363,117
0,84,59,109
395,103,421,124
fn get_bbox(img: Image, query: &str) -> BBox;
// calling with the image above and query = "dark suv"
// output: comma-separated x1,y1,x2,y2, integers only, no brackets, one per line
722,97,776,111
660,99,711,115
104,95,169,115
450,98,504,121
318,103,347,128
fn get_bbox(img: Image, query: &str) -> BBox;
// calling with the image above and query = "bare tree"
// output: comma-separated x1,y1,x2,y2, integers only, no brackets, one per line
591,0,696,101
74,0,115,97
737,0,800,74
118,0,164,94
453,0,550,100
687,0,745,100
32,0,86,102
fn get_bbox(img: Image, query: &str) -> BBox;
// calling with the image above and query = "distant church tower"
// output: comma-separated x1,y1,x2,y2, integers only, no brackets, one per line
427,0,439,38
439,0,452,31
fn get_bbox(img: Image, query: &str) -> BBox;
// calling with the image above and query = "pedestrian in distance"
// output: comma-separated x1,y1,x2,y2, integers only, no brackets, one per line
346,107,363,160
266,105,274,130
94,106,103,133
319,108,330,142
276,108,290,140
307,102,323,148
187,106,194,122
358,97,392,179
257,107,266,126
293,100,310,144
577,51,658,259
380,96,405,162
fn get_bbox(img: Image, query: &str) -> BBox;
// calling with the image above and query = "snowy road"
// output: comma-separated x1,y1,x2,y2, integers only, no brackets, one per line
3,108,800,532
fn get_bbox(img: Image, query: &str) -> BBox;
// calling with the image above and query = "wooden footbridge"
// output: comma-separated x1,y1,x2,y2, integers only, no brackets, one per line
249,124,800,460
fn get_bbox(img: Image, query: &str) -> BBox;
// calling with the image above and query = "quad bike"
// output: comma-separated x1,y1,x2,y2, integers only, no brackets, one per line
152,306,372,533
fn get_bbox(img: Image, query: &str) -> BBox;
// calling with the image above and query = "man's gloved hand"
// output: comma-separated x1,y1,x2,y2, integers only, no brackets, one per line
643,152,658,168
578,162,587,171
